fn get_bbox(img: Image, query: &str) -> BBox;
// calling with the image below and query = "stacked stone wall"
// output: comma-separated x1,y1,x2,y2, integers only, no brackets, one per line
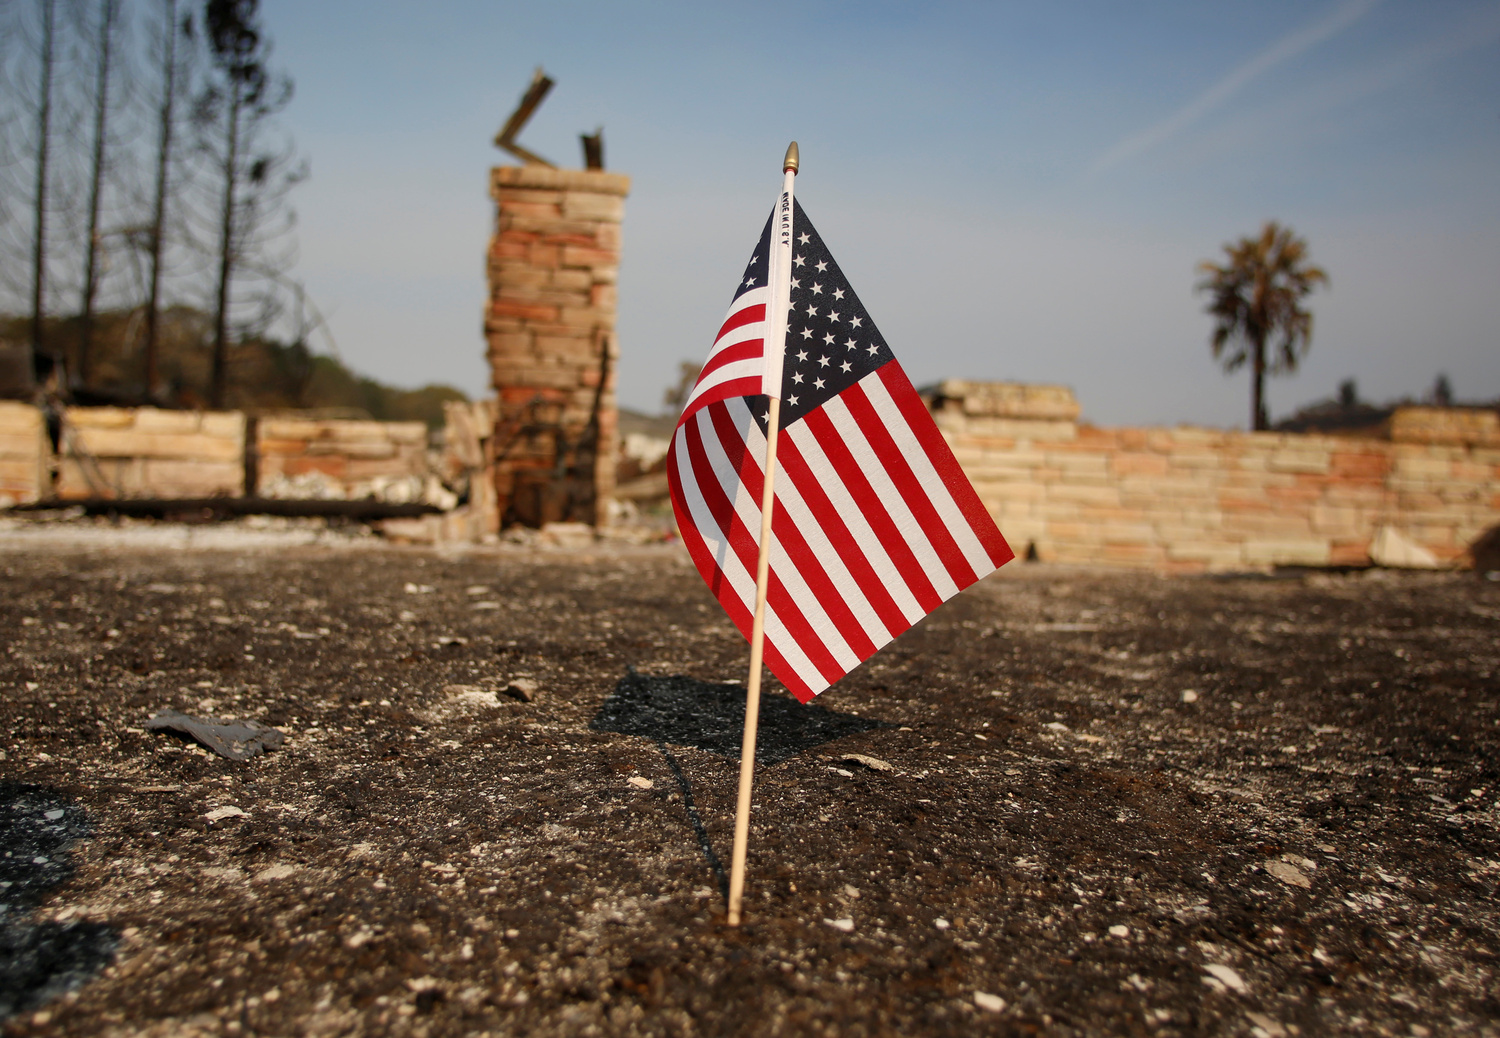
57,407,244,499
485,165,628,528
0,401,50,506
255,418,430,500
934,381,1500,571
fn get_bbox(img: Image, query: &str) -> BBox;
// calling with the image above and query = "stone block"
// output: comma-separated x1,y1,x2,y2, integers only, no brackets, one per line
64,407,135,430
345,457,425,481
1166,426,1225,446
280,456,347,479
491,166,631,198
0,401,44,437
1046,451,1110,475
1223,512,1313,537
561,193,625,222
56,457,130,498
1101,543,1166,566
1111,453,1169,476
487,332,534,355
1241,539,1331,566
560,245,618,269
1329,541,1371,566
1387,406,1500,447
1045,483,1121,506
1165,541,1245,566
497,201,564,223
1310,503,1363,535
549,269,594,292
490,298,560,323
1268,449,1332,474
558,305,613,328
1330,450,1389,480
1099,523,1157,545
70,429,243,463
494,187,565,205
1167,449,1222,470
595,224,622,251
130,408,200,434
141,459,243,497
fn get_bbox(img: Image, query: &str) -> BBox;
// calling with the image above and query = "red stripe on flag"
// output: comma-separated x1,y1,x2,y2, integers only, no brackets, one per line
686,407,843,688
685,376,764,420
775,432,910,639
800,406,945,616
765,641,817,704
715,302,764,344
841,381,980,590
877,363,1015,569
698,339,764,382
706,404,877,663
669,424,741,612
670,429,819,704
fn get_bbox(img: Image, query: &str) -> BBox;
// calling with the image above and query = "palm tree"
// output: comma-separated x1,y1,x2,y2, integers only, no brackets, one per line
1196,222,1328,431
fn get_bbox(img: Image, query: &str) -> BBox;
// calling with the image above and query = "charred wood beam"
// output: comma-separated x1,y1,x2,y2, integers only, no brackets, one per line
17,497,442,521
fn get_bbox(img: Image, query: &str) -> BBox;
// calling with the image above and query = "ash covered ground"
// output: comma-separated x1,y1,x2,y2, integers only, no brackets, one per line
0,521,1497,1036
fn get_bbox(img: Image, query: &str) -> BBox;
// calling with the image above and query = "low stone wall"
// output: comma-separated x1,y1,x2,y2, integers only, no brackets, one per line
58,407,245,500
933,381,1499,571
255,417,431,501
0,401,50,507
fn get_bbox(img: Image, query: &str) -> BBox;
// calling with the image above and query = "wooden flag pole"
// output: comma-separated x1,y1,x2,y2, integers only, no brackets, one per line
727,142,799,927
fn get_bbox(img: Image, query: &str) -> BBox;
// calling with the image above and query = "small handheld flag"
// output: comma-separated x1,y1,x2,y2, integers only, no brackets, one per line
669,145,1013,924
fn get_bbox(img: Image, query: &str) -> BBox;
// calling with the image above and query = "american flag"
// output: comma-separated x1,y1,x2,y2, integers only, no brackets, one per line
668,200,1014,703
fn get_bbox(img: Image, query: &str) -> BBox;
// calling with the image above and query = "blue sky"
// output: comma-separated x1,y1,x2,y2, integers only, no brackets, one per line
262,0,1500,427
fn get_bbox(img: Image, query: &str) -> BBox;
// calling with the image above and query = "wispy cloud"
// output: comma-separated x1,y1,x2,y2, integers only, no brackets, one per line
1091,0,1380,174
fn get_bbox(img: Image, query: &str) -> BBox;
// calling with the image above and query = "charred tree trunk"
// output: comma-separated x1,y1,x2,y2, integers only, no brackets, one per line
29,0,57,385
78,0,118,389
143,0,179,401
210,84,242,410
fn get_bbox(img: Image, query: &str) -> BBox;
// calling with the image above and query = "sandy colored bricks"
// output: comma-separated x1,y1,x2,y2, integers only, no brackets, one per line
1268,449,1332,474
1045,451,1110,476
1241,539,1332,566
141,460,243,497
1099,523,1158,545
486,164,628,528
561,193,625,222
1387,406,1500,447
1111,453,1169,477
0,402,50,506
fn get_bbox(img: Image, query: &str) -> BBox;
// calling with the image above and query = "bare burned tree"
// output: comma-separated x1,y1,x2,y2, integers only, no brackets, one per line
76,0,121,388
141,0,192,400
30,0,58,383
195,0,300,409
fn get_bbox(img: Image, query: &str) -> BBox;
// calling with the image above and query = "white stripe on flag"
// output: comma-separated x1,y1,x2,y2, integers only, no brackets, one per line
862,373,996,579
822,392,961,601
684,359,763,411
707,402,860,672
727,397,892,650
783,418,926,626
685,410,826,693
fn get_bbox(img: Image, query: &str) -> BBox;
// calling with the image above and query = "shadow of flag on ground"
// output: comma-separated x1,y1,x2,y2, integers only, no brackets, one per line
591,670,887,766
0,783,119,1022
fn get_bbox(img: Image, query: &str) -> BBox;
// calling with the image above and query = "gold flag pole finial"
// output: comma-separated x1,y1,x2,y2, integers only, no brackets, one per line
783,141,799,173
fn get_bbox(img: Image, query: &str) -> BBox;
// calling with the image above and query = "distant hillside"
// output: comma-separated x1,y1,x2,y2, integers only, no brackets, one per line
0,308,466,428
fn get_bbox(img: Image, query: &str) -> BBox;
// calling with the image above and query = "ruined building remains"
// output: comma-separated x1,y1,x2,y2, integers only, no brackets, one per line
484,166,629,527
